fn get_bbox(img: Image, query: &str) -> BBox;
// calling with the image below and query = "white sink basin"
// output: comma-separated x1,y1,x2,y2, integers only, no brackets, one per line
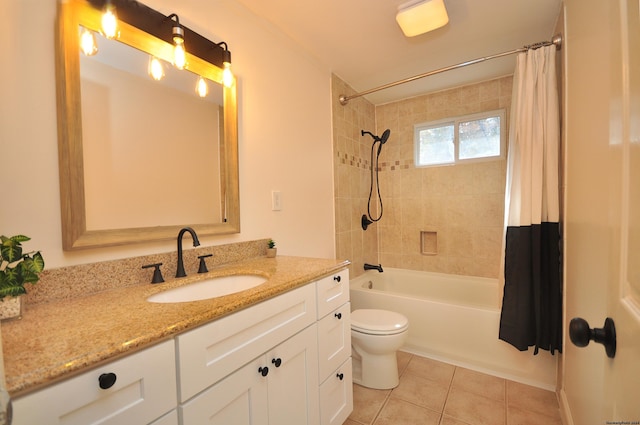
147,275,267,303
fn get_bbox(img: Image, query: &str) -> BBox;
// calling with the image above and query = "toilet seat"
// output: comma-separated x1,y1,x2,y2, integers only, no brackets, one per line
351,309,409,335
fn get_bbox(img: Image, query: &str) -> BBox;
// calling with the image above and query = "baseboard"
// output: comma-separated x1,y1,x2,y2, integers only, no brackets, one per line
557,388,574,425
400,345,556,391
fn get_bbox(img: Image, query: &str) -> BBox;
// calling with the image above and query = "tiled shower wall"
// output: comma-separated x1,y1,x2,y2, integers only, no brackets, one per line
332,75,512,279
332,76,377,278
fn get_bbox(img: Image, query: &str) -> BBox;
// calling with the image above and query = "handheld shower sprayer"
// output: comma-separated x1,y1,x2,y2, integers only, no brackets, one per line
361,129,391,230
361,129,391,144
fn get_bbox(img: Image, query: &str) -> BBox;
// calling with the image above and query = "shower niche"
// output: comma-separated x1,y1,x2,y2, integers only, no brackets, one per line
420,231,438,255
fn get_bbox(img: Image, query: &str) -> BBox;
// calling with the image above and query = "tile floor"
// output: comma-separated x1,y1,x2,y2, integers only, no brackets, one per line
345,351,563,425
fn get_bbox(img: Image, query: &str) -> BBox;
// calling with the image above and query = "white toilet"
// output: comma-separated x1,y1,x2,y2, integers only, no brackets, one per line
351,309,409,389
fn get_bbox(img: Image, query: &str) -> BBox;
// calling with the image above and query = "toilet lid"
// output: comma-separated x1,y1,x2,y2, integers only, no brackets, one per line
351,309,409,335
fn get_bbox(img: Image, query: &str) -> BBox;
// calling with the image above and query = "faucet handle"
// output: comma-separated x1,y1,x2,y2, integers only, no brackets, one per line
142,263,165,284
198,254,213,274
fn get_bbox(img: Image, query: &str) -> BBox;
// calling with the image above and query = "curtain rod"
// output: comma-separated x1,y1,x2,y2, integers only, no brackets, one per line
338,34,562,105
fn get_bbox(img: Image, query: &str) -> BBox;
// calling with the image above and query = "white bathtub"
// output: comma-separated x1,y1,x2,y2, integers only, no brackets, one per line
350,268,557,390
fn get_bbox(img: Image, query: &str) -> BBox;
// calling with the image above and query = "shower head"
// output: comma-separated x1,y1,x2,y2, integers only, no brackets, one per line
379,129,390,144
361,129,391,144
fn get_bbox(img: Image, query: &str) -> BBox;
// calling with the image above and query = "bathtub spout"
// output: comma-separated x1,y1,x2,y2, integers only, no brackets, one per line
364,263,384,273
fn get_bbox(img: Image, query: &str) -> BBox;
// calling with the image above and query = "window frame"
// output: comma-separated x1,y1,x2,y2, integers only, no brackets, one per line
414,109,506,167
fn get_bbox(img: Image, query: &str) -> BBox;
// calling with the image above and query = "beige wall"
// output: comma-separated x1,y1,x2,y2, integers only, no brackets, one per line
334,75,512,278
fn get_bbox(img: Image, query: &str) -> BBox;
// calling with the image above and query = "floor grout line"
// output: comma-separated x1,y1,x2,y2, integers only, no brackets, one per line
349,351,561,425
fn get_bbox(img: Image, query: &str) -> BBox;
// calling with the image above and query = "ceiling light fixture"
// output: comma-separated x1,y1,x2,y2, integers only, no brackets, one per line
396,0,449,37
167,14,186,70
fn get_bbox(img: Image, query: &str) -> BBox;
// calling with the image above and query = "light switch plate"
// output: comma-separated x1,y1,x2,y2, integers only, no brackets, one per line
272,191,282,211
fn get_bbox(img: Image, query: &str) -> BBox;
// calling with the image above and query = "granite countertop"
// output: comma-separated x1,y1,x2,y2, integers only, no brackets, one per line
1,255,349,397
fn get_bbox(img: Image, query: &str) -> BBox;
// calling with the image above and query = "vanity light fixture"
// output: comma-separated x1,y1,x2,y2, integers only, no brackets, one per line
167,14,186,70
396,0,449,37
148,56,164,81
101,1,118,39
196,76,208,97
79,27,98,56
85,0,233,85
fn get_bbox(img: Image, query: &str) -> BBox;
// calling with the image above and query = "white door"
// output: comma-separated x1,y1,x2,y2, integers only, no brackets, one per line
563,0,640,423
603,0,640,419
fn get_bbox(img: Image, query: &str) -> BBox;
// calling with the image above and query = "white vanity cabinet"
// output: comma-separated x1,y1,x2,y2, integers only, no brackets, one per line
316,270,353,425
9,268,352,425
175,283,317,403
177,270,352,425
180,324,319,425
11,340,177,425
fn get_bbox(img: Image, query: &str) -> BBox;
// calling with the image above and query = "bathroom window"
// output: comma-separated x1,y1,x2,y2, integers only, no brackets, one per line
414,109,506,167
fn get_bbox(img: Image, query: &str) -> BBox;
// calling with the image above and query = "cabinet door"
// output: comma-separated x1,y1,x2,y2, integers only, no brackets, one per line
150,410,178,425
179,358,268,425
266,325,320,425
319,359,353,425
12,340,176,425
317,302,351,379
177,284,316,401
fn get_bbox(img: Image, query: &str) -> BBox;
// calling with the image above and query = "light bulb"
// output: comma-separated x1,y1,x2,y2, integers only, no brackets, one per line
196,77,208,97
173,41,186,70
101,5,118,39
172,24,186,70
80,28,98,56
222,62,233,87
148,57,164,81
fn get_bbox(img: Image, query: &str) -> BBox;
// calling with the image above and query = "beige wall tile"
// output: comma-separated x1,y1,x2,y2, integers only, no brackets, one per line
333,74,510,278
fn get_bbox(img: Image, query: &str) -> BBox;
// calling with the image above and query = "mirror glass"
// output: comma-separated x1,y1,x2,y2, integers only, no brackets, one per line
57,0,239,250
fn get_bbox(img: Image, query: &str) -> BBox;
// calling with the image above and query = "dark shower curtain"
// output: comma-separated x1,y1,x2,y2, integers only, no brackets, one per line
499,45,563,354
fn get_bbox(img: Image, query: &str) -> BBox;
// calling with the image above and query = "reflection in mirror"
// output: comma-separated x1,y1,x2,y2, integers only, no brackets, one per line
57,0,239,250
80,37,223,230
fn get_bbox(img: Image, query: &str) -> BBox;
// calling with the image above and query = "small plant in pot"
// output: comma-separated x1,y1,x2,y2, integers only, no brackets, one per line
266,239,277,258
0,235,45,320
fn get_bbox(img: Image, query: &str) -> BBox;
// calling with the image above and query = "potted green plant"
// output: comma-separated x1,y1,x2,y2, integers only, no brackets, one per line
266,239,277,258
0,235,45,320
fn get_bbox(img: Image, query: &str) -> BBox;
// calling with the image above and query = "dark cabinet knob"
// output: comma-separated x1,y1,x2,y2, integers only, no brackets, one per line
569,317,616,358
272,358,282,367
258,366,269,377
336,373,344,381
334,312,342,319
98,372,117,389
333,275,341,283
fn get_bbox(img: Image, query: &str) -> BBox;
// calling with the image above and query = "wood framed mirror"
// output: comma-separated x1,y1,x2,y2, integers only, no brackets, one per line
56,0,239,250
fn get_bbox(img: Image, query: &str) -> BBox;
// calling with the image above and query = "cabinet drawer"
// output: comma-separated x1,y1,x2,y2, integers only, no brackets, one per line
12,340,176,425
317,302,351,379
177,284,316,401
316,269,349,318
319,359,353,425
